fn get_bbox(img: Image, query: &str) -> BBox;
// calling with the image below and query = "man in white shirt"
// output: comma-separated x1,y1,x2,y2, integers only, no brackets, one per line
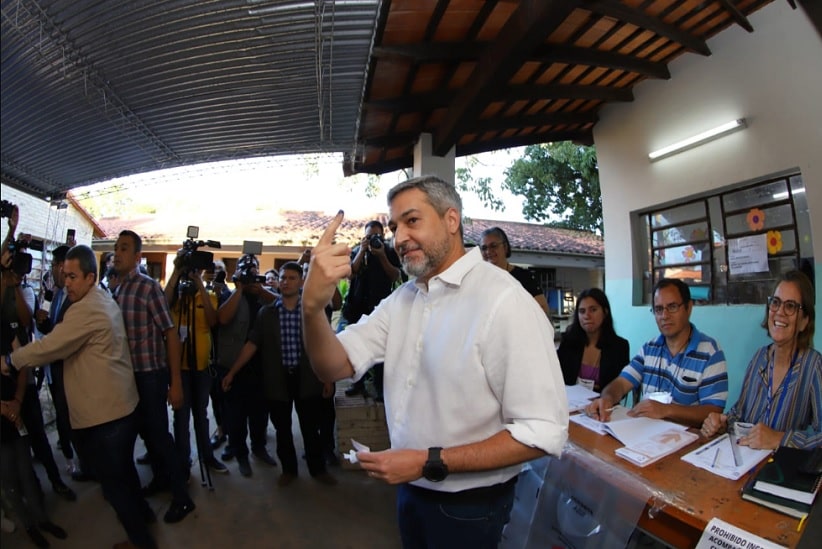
302,175,568,547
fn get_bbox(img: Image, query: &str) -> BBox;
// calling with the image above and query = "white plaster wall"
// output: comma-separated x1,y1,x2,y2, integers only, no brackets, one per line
593,2,822,406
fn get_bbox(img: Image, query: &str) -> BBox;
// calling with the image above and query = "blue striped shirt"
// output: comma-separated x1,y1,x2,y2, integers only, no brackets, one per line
620,323,728,408
727,345,821,449
276,297,302,369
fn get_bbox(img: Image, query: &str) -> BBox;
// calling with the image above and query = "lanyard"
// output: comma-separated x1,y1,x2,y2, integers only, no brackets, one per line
765,348,798,429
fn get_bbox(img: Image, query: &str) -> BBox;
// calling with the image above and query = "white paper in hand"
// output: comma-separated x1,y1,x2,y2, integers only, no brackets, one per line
343,438,371,464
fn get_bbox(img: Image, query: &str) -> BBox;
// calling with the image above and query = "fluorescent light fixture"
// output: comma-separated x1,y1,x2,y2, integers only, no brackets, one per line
648,118,747,162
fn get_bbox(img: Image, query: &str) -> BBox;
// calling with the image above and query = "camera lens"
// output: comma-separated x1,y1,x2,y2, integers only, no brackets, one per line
369,235,383,249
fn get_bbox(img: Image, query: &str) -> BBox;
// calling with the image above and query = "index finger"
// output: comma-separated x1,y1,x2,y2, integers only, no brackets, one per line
318,210,345,247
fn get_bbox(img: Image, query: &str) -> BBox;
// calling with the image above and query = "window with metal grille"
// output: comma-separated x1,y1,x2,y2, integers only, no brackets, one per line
635,172,812,305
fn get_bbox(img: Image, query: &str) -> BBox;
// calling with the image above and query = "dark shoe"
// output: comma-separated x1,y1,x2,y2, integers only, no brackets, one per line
163,500,195,524
26,526,49,548
344,385,363,397
252,449,277,467
313,472,338,486
209,433,226,449
136,451,151,465
141,478,170,497
205,458,229,474
38,522,67,539
237,456,252,477
52,481,77,502
221,447,235,461
71,470,95,482
277,473,297,487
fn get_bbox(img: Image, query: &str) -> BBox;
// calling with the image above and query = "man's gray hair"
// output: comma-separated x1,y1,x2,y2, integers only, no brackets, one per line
387,175,463,237
66,245,98,281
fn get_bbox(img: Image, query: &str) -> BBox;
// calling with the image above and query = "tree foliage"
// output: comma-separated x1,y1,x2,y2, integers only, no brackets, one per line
503,142,601,233
455,156,505,213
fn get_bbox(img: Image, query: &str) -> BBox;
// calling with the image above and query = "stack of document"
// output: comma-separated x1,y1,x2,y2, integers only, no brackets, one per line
565,384,600,413
570,408,698,467
681,433,771,480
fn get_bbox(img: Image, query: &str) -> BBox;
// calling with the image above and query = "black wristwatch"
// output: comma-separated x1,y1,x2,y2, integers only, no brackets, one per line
422,447,448,482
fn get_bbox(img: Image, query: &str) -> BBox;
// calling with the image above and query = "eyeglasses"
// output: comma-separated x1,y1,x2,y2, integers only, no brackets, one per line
767,296,803,316
480,242,502,252
651,302,684,316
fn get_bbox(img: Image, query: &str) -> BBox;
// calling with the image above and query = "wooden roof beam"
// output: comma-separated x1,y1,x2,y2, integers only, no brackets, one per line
473,111,598,133
433,0,580,156
716,0,754,32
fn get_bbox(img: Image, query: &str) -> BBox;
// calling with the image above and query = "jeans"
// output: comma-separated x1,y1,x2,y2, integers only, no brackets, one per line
48,366,74,460
134,370,191,505
173,368,214,464
74,412,156,549
397,479,516,549
267,372,326,477
21,383,62,485
0,437,47,528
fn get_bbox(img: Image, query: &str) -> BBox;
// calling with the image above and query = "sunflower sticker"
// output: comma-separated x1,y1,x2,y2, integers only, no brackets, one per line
746,208,765,231
766,230,782,255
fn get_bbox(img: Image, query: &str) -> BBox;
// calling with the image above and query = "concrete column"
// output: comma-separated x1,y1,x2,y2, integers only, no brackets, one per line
413,133,456,185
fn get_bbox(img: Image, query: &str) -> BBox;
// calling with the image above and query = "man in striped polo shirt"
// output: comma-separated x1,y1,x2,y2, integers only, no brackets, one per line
587,278,728,427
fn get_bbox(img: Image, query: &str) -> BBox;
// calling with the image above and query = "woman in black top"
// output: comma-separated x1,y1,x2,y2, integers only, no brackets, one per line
480,227,549,315
557,288,629,392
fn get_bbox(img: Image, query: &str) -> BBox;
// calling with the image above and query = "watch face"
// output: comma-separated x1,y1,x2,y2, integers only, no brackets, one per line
423,462,448,482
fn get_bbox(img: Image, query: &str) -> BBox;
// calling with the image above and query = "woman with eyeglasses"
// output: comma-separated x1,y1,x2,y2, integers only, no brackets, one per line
701,270,821,449
557,288,629,392
480,227,549,315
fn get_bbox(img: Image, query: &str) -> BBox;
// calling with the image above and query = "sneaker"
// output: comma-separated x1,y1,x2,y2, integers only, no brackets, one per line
52,481,77,502
205,458,229,474
221,447,235,461
277,473,297,487
237,455,252,477
38,522,67,539
26,526,49,548
313,472,338,486
163,500,195,524
252,449,277,467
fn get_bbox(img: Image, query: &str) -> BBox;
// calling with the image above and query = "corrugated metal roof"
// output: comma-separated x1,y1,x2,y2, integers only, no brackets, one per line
1,0,380,197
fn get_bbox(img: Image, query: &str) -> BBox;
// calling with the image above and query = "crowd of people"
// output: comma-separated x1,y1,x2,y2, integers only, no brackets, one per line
1,175,820,548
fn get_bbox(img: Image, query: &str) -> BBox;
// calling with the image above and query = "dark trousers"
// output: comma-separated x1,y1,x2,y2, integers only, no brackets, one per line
134,370,191,505
210,366,225,430
319,390,336,456
173,368,214,464
397,478,517,549
74,412,156,549
224,368,268,458
47,367,74,460
21,383,62,486
267,372,326,477
0,437,47,528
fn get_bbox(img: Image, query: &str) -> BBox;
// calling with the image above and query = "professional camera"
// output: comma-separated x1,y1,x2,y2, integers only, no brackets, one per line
368,234,384,249
177,226,221,293
6,235,44,276
1,199,15,218
232,260,266,285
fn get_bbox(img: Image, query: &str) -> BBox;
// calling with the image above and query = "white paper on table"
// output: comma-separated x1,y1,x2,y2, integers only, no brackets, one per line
565,384,600,413
569,406,631,434
343,438,371,464
681,433,771,480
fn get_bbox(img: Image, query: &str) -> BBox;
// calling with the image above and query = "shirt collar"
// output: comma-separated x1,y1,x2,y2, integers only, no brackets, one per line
654,322,700,354
414,246,477,291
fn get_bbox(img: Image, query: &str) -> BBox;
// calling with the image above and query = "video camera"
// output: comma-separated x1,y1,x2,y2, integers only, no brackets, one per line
177,226,221,294
7,235,44,276
232,240,265,285
0,199,15,218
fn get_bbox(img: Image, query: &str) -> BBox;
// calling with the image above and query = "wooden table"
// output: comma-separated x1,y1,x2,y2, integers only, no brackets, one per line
567,422,807,548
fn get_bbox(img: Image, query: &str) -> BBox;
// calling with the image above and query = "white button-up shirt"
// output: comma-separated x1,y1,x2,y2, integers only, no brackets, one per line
338,247,568,492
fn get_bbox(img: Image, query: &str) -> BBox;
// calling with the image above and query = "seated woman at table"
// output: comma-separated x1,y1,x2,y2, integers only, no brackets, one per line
701,270,821,450
557,288,629,392
480,227,549,315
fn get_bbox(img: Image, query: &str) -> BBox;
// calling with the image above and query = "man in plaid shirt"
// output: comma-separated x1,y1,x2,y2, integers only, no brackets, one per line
113,230,196,524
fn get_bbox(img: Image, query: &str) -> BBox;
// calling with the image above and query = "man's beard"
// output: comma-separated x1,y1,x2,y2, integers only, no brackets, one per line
399,232,450,279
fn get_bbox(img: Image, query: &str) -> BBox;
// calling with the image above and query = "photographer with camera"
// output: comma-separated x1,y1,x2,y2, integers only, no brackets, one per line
165,249,228,478
215,253,277,477
340,220,402,399
1,204,76,504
